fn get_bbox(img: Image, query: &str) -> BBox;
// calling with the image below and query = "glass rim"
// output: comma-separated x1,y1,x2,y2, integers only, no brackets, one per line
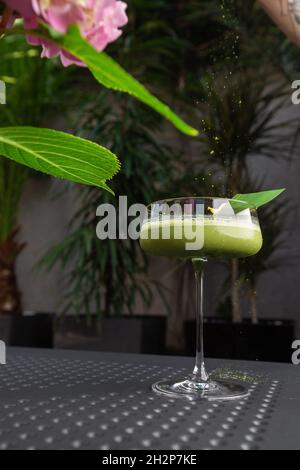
146,196,250,209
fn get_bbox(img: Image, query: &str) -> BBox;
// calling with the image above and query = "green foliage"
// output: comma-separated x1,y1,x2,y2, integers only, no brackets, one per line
0,34,122,247
190,2,300,322
231,189,285,212
0,36,121,192
42,0,300,320
0,158,27,241
57,26,198,137
0,127,120,192
1,38,51,125
0,35,49,242
41,91,176,316
196,71,300,195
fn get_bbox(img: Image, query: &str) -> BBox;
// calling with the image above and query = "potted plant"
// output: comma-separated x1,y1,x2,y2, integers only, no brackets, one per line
41,88,176,354
182,0,300,361
0,35,65,347
39,0,229,354
0,0,206,352
0,0,205,352
183,65,299,361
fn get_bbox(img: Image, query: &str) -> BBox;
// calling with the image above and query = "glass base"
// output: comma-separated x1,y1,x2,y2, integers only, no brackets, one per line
152,377,249,401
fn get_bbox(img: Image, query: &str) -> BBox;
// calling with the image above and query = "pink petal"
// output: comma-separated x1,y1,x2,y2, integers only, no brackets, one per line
47,5,84,33
41,43,61,59
59,50,86,67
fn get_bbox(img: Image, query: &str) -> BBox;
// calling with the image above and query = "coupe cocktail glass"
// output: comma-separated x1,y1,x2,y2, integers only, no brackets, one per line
140,197,262,400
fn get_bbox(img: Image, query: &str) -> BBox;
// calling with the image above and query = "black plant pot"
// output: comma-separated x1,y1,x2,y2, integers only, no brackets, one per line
56,315,167,355
184,317,295,363
0,313,54,348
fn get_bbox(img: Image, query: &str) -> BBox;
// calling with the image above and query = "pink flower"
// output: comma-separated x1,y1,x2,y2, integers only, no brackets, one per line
32,0,84,34
82,0,128,52
2,0,128,66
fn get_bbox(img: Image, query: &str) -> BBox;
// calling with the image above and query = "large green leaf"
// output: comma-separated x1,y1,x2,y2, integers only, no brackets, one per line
231,189,285,213
0,127,120,192
56,26,198,137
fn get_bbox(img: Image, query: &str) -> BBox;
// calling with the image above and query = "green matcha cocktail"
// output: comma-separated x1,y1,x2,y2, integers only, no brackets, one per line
140,216,262,259
139,197,263,401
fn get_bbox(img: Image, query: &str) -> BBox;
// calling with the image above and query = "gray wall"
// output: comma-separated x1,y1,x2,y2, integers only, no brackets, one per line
17,177,73,314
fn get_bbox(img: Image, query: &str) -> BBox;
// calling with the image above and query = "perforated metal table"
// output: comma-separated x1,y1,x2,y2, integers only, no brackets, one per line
0,348,299,450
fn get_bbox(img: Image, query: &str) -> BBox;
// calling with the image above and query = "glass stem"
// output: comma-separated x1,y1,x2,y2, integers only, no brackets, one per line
191,258,209,383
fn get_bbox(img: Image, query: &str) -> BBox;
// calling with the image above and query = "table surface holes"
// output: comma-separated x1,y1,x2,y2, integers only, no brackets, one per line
0,349,296,450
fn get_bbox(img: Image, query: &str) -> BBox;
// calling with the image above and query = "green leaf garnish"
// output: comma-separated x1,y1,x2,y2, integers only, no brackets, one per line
57,26,198,137
231,189,285,213
0,127,120,193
